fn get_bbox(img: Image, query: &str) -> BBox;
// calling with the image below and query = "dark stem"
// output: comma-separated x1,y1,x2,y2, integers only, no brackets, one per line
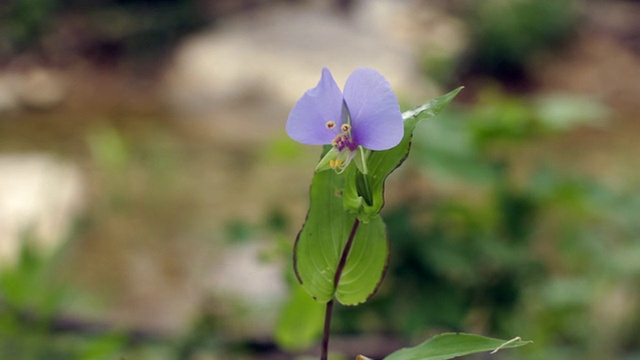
320,218,361,360
320,299,334,360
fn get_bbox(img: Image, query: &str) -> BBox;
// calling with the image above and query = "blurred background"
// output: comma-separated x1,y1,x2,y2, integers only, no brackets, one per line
1,0,639,359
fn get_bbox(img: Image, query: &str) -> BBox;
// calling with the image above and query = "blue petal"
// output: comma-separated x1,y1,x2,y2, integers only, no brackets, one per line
286,68,345,145
343,68,403,150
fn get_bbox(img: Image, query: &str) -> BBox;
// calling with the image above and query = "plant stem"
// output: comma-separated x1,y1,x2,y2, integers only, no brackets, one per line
320,299,334,360
320,218,361,360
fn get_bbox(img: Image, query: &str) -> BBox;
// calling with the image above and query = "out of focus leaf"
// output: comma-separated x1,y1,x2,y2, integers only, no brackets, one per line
275,284,324,350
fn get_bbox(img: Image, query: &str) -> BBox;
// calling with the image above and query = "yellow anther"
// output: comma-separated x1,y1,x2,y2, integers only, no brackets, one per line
325,121,336,129
341,124,351,132
330,158,343,169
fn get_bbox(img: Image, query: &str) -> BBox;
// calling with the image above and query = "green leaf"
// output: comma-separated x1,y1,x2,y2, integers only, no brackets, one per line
275,284,325,350
343,87,464,221
383,333,531,360
294,169,389,305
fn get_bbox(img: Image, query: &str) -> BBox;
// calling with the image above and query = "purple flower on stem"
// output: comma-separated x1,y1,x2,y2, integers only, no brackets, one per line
286,68,403,173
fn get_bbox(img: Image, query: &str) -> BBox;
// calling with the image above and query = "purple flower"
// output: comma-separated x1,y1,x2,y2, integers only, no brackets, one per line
286,68,403,172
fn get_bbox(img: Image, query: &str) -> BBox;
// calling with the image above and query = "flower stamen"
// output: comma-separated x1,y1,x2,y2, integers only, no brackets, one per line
325,121,336,129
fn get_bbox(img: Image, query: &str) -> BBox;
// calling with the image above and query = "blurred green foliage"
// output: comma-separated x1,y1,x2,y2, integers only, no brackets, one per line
0,0,58,53
463,0,577,80
275,284,325,351
0,235,128,359
0,0,207,60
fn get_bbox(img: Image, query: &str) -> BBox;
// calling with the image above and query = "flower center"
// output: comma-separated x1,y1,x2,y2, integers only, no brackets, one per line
327,122,356,152
325,121,356,172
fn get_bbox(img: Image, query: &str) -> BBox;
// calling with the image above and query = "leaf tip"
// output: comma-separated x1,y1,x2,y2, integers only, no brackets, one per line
356,355,373,360
490,336,523,354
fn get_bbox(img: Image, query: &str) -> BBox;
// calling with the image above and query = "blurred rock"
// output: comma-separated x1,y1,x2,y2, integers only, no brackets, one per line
15,68,68,110
205,240,286,339
0,74,20,113
163,0,445,144
0,154,84,266
0,68,68,112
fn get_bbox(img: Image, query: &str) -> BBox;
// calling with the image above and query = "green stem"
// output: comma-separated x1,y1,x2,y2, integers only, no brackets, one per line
320,218,361,360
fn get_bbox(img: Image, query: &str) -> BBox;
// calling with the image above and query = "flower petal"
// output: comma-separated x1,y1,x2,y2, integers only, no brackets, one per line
343,68,403,150
286,68,345,145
